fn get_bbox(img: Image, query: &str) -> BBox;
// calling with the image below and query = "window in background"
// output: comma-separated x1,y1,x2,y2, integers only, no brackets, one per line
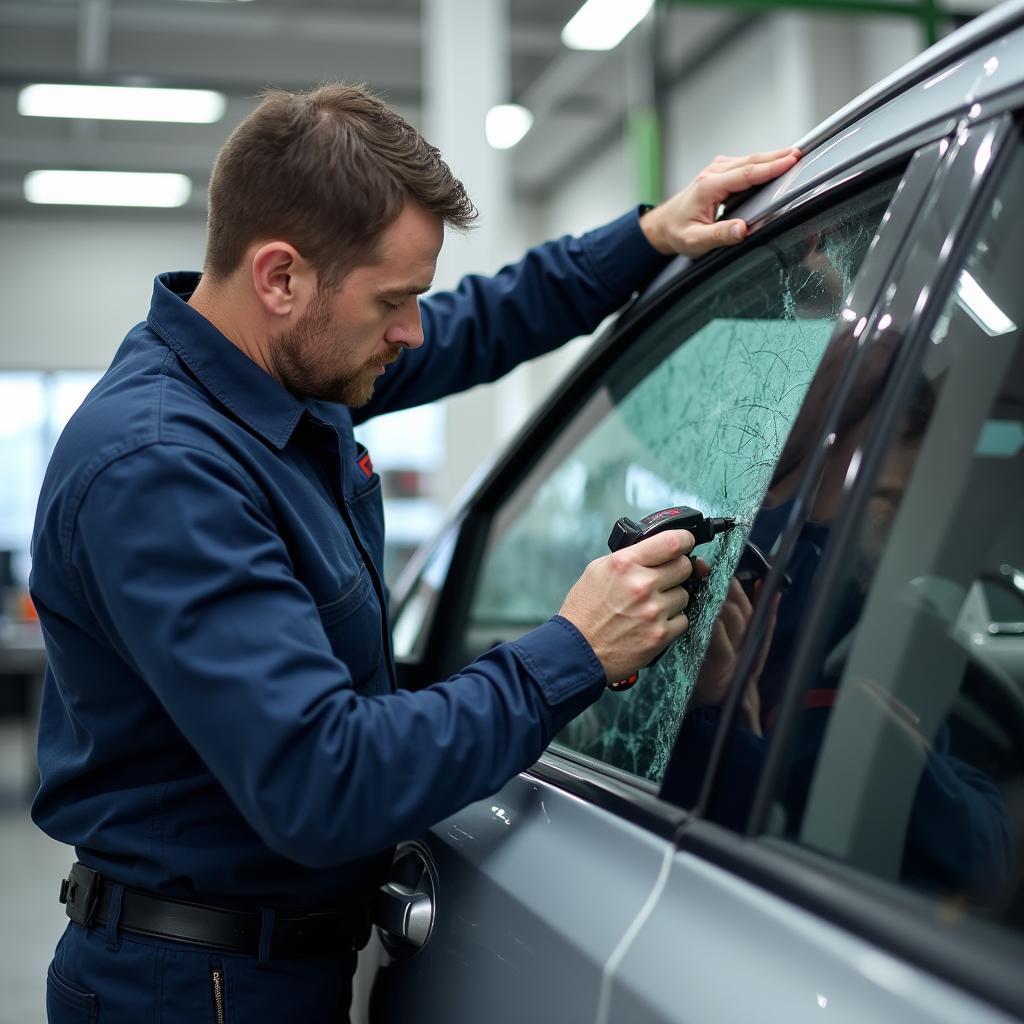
354,402,445,584
0,371,101,597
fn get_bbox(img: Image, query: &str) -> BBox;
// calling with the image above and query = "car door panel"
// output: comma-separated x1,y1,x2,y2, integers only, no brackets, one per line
603,848,1018,1024
367,771,678,1024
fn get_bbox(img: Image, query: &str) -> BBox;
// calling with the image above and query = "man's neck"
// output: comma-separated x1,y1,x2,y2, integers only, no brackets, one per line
188,276,277,381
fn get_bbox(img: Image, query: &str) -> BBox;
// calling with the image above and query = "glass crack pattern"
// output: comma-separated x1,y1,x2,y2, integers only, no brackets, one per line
465,183,895,782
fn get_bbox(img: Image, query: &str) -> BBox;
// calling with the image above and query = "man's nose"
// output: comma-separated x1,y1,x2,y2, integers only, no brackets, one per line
385,302,424,350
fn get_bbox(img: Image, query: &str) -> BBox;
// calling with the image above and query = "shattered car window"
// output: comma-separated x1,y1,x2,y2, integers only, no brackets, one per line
463,179,898,782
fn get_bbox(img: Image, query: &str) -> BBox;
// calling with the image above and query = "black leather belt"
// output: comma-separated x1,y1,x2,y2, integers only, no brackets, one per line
59,862,370,956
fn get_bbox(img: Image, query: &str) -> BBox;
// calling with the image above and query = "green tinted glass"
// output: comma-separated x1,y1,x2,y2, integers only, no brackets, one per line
463,180,897,781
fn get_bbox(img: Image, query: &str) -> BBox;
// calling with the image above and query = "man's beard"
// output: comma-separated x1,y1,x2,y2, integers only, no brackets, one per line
269,290,398,406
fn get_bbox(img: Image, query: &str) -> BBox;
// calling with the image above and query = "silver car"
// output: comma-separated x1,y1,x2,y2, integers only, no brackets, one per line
358,4,1024,1021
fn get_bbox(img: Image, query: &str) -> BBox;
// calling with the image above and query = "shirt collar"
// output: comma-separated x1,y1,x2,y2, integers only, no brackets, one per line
146,271,306,450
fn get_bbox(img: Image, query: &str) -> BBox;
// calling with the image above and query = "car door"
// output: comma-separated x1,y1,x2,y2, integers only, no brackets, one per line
604,115,1024,1024
353,139,931,1024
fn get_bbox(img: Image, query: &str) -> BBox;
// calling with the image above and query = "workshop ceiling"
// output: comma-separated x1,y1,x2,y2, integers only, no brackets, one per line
0,1,1005,213
2,0,710,212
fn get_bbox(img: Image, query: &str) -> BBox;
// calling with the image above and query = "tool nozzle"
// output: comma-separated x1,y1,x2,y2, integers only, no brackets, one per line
708,516,737,539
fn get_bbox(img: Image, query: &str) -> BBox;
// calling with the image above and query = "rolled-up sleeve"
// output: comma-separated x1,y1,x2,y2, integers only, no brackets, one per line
70,443,605,868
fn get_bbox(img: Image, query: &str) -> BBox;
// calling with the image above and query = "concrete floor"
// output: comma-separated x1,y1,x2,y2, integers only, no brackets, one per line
0,722,73,1024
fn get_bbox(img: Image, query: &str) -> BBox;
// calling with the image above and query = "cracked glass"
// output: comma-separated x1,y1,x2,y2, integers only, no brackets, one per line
461,179,898,782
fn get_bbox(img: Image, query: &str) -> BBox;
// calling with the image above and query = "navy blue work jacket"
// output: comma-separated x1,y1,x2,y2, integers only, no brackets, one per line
30,210,669,912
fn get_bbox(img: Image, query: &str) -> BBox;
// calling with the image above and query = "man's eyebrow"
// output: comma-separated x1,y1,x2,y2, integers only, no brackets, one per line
378,282,433,297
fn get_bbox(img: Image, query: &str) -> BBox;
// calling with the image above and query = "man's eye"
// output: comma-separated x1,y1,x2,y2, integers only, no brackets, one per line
383,299,402,313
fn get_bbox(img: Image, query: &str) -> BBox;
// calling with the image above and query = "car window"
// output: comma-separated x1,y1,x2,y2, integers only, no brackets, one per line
762,141,1024,935
457,178,900,782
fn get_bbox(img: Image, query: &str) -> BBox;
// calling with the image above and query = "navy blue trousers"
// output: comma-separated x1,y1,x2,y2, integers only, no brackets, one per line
47,921,357,1023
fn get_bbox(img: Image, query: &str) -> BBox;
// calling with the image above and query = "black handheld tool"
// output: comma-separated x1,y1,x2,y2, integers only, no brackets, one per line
607,506,736,692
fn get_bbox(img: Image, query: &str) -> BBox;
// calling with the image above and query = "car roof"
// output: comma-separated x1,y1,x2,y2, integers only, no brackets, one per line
646,0,1024,296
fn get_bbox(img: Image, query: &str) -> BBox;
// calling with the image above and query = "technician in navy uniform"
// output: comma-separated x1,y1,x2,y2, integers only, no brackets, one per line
30,83,799,1022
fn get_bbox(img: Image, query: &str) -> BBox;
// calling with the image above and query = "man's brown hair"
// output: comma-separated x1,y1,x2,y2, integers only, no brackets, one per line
204,83,476,285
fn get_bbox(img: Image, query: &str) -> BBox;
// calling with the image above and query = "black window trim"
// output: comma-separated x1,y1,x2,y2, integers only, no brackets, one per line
526,749,687,841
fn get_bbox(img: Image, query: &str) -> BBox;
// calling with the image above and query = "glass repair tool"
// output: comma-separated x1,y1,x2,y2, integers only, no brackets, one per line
607,506,736,692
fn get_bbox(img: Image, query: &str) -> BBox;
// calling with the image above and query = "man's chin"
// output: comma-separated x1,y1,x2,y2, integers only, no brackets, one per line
300,365,384,407
335,373,379,408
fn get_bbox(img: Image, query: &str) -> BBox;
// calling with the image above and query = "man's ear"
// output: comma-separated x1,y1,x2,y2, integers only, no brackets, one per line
250,242,316,318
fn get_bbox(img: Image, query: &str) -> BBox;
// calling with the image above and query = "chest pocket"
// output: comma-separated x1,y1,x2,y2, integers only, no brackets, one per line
315,564,385,693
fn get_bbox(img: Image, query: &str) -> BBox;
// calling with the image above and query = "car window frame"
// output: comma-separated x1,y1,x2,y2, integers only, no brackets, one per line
672,112,1024,1023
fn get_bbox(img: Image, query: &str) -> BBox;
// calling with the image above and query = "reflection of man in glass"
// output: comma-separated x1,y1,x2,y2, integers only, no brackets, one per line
668,329,1012,900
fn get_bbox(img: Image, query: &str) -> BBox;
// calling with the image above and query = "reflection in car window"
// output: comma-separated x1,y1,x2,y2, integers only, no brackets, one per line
738,142,1023,935
461,179,898,781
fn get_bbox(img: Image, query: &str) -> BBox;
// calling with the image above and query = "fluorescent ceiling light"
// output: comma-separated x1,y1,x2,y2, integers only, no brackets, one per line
24,171,192,208
956,270,1016,337
18,84,226,124
562,0,654,51
485,104,533,150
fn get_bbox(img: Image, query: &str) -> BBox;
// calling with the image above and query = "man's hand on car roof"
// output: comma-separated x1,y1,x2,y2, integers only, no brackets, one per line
640,147,801,258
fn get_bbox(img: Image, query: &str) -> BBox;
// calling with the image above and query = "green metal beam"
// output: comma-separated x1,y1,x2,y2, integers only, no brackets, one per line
633,0,952,200
921,0,941,45
629,108,663,205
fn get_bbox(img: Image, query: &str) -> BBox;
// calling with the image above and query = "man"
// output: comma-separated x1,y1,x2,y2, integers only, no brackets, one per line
31,83,799,1022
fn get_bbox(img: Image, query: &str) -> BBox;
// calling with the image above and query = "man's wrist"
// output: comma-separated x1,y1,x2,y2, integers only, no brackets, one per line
638,203,674,256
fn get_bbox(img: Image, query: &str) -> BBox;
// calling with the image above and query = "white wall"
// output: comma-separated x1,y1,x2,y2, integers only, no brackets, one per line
0,211,206,371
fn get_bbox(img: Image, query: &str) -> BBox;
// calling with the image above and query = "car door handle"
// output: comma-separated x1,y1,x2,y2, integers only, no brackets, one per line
372,881,433,949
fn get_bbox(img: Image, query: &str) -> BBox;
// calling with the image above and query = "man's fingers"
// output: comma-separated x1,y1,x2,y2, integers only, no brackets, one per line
705,619,731,661
707,153,800,199
628,529,695,567
660,581,690,619
710,147,800,172
650,555,695,600
718,594,747,648
682,219,748,258
729,576,753,619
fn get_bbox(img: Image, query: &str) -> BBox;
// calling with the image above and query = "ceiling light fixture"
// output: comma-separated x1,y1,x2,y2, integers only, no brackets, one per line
562,0,655,51
956,270,1015,337
485,104,533,150
18,84,226,124
24,171,192,208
